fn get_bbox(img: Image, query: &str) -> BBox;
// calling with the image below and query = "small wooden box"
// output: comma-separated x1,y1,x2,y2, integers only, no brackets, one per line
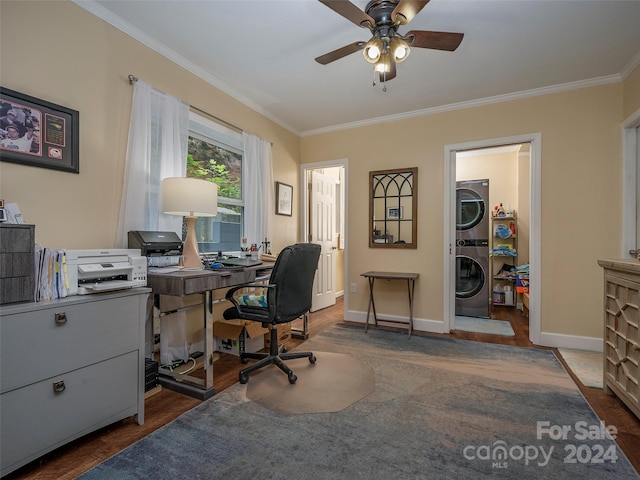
0,224,35,305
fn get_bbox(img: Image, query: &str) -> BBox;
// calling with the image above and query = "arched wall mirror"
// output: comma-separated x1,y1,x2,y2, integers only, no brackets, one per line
369,167,418,249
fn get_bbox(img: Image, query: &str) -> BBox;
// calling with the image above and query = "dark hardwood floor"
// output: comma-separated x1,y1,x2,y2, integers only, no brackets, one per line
6,298,640,479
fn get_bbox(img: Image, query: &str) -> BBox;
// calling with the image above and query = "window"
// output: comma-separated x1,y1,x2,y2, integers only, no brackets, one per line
187,111,243,253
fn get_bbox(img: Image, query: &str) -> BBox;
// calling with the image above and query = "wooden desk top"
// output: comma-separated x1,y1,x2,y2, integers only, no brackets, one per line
361,271,420,280
148,262,274,296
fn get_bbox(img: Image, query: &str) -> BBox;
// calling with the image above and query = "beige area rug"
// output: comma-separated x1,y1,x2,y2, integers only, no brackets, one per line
557,348,603,388
245,351,375,414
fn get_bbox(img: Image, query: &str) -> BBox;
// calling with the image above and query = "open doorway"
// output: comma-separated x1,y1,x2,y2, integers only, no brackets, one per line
444,134,542,345
300,160,348,313
454,145,530,332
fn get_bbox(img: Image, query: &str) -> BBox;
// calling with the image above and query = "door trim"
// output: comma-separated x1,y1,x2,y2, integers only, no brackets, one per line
444,133,542,345
300,158,349,310
622,109,640,258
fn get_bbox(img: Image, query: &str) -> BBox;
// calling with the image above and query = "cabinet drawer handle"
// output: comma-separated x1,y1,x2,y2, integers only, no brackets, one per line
54,312,68,325
53,380,66,393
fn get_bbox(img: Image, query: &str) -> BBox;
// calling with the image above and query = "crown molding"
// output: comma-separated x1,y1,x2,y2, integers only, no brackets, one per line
299,74,622,136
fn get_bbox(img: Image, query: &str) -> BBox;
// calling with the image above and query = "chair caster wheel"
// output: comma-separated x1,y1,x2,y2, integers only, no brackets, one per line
241,357,249,364
288,373,297,384
239,374,248,384
309,355,317,364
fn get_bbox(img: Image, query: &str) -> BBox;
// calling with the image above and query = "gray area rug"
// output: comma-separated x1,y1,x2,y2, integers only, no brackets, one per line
80,325,638,479
455,315,516,336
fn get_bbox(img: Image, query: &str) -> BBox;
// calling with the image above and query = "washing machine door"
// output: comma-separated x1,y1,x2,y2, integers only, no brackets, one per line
456,255,486,299
456,188,486,233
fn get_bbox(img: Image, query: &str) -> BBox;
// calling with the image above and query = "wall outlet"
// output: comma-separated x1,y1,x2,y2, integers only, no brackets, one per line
350,283,357,293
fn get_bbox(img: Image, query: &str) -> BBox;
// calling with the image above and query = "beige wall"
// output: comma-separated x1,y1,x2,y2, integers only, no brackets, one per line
2,1,637,345
0,0,300,253
301,84,625,340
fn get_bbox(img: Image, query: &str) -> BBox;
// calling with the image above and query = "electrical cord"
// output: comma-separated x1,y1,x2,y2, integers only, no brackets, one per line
160,357,198,373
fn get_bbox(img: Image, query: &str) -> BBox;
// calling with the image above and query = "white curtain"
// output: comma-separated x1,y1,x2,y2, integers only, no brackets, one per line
243,132,273,248
115,80,190,365
115,80,190,248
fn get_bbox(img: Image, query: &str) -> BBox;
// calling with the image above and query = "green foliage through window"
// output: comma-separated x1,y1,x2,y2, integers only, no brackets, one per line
187,137,241,200
186,133,244,253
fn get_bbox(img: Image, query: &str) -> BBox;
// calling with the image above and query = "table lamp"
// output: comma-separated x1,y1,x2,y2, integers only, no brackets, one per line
162,177,218,270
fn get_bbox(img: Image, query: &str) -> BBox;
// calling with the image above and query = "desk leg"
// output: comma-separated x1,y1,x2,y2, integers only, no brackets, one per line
203,290,214,390
365,277,378,333
157,291,215,401
407,279,416,339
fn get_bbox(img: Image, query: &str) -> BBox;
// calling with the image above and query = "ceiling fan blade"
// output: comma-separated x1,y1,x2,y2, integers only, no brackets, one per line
392,0,430,25
405,30,464,51
315,41,366,65
318,0,375,28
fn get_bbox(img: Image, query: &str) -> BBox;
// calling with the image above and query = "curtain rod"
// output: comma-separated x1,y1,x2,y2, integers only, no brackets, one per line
128,74,243,135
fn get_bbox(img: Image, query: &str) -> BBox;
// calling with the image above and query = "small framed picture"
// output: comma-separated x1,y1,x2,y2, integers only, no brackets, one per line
0,87,79,173
387,206,403,220
276,181,293,216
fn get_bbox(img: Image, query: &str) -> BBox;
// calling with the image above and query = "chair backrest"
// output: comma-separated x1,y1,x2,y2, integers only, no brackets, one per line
269,243,321,324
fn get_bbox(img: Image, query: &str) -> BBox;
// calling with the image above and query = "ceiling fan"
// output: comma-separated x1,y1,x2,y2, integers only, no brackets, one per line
315,0,463,88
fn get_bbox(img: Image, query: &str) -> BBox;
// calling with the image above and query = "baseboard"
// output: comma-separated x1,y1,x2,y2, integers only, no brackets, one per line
344,309,446,334
538,331,603,352
346,309,604,351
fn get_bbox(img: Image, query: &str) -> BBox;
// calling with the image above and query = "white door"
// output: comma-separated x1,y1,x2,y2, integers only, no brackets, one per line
310,170,337,312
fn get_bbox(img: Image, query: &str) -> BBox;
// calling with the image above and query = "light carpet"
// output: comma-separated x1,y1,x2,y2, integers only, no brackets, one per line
80,325,637,480
558,348,603,388
455,315,516,336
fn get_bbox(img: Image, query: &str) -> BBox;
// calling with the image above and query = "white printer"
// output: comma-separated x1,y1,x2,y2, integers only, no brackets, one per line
66,249,147,295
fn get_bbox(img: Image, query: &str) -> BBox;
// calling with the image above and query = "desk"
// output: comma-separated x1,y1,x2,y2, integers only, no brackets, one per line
360,271,419,338
147,264,272,400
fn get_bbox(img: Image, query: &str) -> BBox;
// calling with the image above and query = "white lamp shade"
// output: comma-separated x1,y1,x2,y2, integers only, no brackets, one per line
162,177,218,217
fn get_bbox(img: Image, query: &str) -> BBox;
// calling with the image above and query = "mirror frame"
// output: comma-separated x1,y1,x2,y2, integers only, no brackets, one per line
369,167,418,249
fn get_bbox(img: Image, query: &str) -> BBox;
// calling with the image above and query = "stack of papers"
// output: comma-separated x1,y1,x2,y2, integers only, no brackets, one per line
35,246,70,301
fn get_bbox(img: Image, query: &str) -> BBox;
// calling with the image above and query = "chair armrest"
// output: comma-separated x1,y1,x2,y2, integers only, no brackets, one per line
225,283,277,321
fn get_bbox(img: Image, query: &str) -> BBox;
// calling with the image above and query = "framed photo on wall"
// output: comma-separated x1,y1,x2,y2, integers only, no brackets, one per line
0,87,79,173
387,206,403,220
276,181,293,216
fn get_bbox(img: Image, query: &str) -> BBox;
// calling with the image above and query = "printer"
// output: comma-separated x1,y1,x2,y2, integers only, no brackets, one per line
66,249,147,295
128,231,183,267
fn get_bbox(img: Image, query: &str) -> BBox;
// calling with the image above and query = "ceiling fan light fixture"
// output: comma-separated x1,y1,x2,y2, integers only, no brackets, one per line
363,36,383,63
390,36,410,62
374,51,391,73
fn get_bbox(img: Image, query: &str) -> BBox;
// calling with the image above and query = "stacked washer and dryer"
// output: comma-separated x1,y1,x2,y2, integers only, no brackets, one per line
455,179,490,318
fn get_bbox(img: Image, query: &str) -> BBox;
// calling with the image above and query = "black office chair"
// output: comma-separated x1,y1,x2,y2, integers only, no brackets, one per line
223,243,321,384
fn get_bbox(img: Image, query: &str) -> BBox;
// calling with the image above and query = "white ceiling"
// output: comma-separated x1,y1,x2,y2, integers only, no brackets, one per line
75,0,640,136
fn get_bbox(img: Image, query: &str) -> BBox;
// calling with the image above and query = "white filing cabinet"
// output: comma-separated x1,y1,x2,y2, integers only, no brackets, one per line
0,288,150,477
